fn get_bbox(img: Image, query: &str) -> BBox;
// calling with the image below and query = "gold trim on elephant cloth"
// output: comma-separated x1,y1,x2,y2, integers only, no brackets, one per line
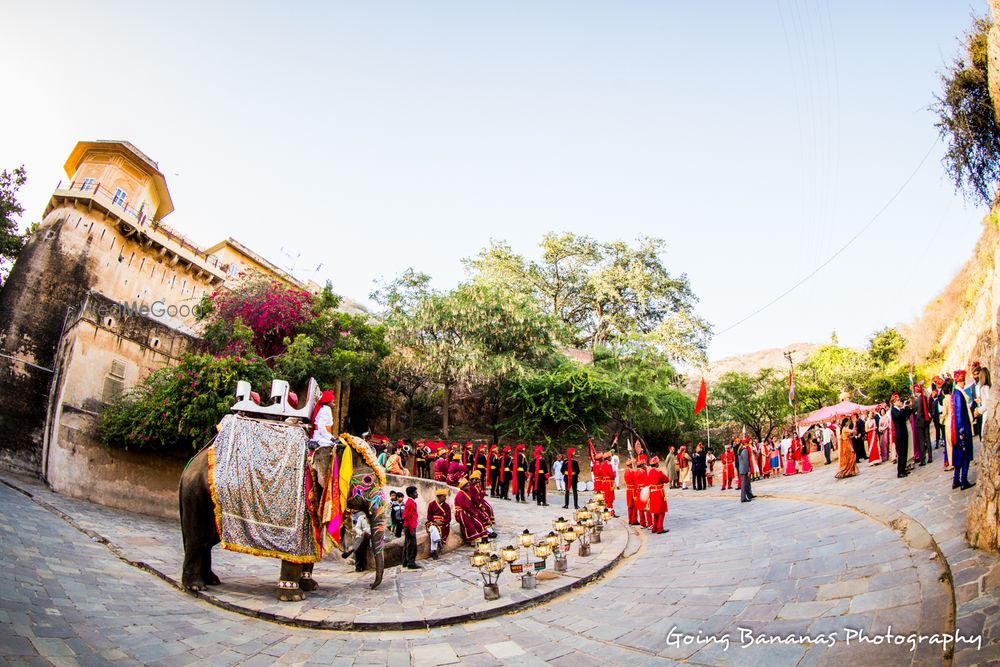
208,414,322,564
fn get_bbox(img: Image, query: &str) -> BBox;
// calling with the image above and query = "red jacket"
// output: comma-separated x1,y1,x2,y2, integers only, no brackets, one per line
403,497,418,531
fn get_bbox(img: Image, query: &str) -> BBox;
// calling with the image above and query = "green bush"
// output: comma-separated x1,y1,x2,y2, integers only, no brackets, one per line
99,354,273,455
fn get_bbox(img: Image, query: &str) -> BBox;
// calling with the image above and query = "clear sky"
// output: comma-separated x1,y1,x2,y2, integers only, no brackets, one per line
1,0,988,360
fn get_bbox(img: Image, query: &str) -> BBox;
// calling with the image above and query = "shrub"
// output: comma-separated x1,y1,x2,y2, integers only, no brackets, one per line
99,354,273,455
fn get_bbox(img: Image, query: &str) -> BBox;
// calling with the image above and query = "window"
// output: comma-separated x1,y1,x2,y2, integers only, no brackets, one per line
81,178,94,192
103,359,128,403
112,188,128,206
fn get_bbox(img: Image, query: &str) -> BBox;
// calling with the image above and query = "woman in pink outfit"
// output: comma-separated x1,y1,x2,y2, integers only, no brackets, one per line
784,438,798,475
799,437,812,473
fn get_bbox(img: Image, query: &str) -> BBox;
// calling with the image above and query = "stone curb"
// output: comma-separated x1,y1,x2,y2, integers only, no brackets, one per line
1,476,633,632
675,490,955,667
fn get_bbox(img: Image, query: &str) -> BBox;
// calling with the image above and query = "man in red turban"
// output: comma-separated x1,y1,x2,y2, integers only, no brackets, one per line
646,456,669,534
499,446,513,500
529,445,550,506
513,444,528,502
488,444,501,497
623,458,637,525
634,456,650,528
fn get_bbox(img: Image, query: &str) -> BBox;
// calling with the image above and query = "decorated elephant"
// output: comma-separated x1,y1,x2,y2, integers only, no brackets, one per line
179,417,387,601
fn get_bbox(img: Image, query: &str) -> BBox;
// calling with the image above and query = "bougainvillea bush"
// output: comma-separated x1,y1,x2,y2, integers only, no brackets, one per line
99,354,272,455
199,273,313,359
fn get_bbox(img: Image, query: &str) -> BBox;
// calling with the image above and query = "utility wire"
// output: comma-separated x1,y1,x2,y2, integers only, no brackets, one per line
715,137,939,337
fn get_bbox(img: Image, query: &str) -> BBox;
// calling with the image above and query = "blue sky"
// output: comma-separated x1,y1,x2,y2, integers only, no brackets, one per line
1,1,987,360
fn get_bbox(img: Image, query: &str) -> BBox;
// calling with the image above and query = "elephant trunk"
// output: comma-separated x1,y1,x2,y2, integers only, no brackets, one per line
366,506,385,589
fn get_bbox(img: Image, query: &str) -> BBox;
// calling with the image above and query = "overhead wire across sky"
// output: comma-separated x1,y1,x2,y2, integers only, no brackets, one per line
713,137,939,337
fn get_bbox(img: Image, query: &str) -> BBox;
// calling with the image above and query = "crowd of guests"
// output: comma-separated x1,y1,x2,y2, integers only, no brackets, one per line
825,365,989,491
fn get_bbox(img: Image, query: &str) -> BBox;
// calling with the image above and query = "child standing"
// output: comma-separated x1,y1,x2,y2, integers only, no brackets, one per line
402,486,421,569
390,491,405,539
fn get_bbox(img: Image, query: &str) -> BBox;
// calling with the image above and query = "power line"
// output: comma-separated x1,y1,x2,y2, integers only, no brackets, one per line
715,137,939,337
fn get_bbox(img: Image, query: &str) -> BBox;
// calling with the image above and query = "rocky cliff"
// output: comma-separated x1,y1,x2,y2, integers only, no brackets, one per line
967,0,1000,553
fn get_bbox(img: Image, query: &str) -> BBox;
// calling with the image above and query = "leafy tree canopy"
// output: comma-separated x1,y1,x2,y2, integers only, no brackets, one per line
464,232,710,363
933,16,1000,206
0,166,27,282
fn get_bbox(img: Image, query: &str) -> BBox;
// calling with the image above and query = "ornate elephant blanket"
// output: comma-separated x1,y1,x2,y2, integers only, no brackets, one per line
208,414,321,563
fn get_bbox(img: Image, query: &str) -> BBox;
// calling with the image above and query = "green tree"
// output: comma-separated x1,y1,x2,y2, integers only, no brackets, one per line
933,16,1000,206
868,327,906,368
0,166,27,282
710,370,791,441
465,233,710,363
500,358,620,450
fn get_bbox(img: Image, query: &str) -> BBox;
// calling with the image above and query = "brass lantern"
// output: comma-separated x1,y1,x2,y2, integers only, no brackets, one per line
562,529,578,544
519,529,535,548
470,552,488,568
553,517,569,532
534,543,552,559
500,545,519,563
486,554,505,573
545,531,560,548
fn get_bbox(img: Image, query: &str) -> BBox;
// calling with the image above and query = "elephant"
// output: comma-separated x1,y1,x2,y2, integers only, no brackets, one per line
179,441,387,601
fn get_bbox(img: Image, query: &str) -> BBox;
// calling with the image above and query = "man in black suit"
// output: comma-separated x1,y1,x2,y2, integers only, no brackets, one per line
890,393,915,478
912,383,932,465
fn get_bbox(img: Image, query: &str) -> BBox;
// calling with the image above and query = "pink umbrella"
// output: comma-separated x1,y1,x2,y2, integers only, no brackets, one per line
797,400,884,427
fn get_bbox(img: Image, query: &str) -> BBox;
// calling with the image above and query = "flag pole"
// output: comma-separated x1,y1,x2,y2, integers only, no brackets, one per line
705,402,711,451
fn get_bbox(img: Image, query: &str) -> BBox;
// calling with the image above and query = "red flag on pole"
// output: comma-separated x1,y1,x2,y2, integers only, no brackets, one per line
694,378,708,416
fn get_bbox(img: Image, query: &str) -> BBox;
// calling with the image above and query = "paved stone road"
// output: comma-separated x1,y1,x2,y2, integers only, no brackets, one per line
670,443,1000,666
8,478,627,629
1,458,972,667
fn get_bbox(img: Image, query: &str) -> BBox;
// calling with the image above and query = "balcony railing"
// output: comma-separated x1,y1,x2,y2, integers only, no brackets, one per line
53,180,224,270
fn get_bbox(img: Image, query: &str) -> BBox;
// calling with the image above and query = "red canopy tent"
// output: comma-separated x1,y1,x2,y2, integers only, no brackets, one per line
796,400,884,427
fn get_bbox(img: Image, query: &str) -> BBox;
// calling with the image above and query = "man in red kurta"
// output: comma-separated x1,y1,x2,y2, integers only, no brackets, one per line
454,478,488,543
646,456,669,534
721,442,736,490
623,459,637,525
600,452,616,515
433,451,449,482
402,486,420,568
425,488,451,559
633,456,650,529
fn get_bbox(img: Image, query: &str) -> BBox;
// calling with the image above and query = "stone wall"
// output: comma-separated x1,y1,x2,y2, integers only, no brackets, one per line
46,409,187,519
967,1,1000,553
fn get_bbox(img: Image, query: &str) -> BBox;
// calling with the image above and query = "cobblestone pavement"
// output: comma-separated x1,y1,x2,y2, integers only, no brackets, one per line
1,477,627,629
1,460,972,667
670,442,1000,666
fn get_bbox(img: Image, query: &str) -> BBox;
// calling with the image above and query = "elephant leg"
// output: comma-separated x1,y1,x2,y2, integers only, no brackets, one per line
181,545,207,591
201,548,221,586
277,561,305,601
299,562,318,592
179,447,220,591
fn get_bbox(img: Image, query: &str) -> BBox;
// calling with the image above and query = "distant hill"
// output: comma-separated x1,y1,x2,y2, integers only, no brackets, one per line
705,342,824,382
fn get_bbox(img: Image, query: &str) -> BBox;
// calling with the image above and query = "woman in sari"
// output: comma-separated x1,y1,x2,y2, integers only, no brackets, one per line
835,416,858,479
761,441,772,478
785,437,798,475
877,408,891,462
800,437,813,473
